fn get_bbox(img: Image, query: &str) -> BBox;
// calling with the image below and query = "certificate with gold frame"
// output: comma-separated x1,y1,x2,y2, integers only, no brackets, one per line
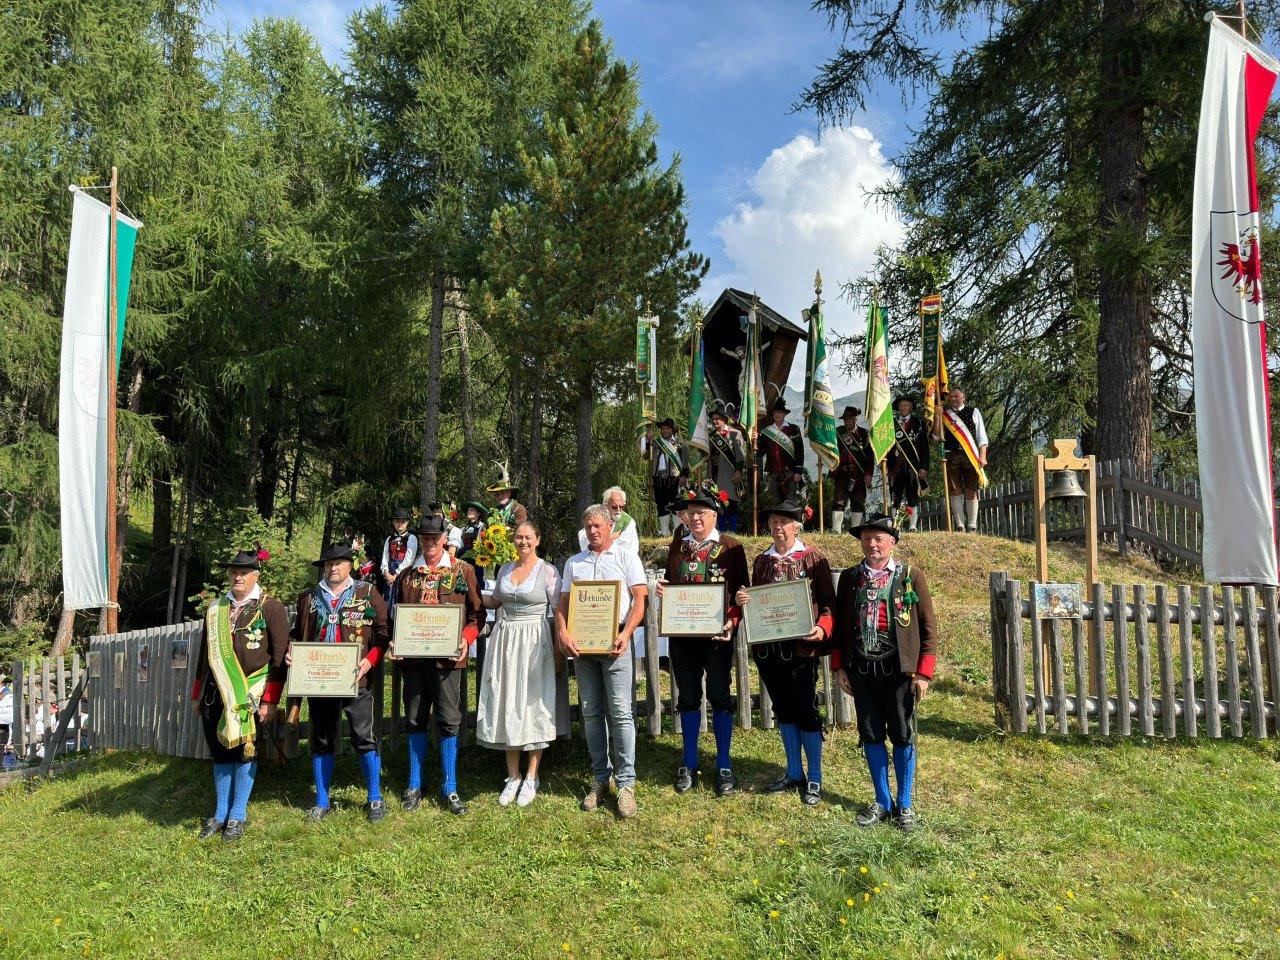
393,603,464,658
567,580,621,655
287,642,360,697
742,580,815,645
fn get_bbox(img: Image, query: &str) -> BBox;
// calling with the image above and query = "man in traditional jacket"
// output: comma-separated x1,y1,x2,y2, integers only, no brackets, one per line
758,398,804,506
832,405,874,534
655,482,749,796
380,507,418,616
396,515,485,815
289,541,391,823
643,417,690,536
487,469,528,533
707,401,747,533
190,547,289,841
887,395,930,532
832,514,938,832
734,501,836,807
942,387,989,532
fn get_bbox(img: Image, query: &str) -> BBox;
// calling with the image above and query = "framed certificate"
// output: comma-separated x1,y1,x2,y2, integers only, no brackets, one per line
743,579,816,645
660,583,726,637
567,580,621,655
394,604,464,658
288,642,360,698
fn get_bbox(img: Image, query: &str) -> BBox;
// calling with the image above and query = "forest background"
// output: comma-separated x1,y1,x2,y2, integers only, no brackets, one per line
4,0,1280,661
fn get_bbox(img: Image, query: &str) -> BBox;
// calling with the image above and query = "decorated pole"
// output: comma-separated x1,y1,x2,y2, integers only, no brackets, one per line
804,270,839,533
920,292,952,532
864,295,894,519
105,166,120,634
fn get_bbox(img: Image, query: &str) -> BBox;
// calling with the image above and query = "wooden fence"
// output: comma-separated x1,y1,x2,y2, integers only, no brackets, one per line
989,571,1280,739
12,573,856,764
8,652,92,763
917,458,1203,567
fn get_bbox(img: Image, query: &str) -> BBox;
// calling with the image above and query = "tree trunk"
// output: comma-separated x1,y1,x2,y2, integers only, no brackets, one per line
51,609,75,657
456,304,478,502
575,374,595,515
169,461,196,624
528,370,544,514
255,406,281,521
285,427,303,545
1095,0,1153,470
421,272,446,510
112,357,145,626
152,468,172,559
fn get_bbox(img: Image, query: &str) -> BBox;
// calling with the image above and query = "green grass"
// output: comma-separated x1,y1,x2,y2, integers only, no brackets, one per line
3,533,1280,959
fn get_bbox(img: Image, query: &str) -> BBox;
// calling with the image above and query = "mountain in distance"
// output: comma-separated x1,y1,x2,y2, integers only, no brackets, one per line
778,385,867,473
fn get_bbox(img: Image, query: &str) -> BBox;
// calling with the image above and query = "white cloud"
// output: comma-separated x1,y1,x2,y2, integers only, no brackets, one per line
707,126,904,397
216,0,360,65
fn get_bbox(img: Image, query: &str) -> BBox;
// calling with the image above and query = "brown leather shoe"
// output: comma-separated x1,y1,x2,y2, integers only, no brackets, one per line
581,780,609,812
616,785,638,819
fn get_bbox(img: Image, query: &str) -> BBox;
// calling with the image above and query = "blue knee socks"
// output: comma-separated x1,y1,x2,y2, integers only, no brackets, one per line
864,743,892,810
893,743,916,811
680,711,701,770
778,723,804,781
407,731,429,791
358,751,383,803
228,761,257,821
440,735,459,796
312,753,335,809
212,762,234,822
800,729,823,784
712,710,734,770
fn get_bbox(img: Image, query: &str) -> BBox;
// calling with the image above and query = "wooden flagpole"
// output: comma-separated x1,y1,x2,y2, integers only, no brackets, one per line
815,271,825,532
105,166,120,634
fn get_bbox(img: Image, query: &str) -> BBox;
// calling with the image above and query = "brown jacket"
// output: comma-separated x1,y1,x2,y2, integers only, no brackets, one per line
664,532,750,632
397,558,484,667
192,593,290,704
748,545,837,656
831,563,938,678
291,580,390,689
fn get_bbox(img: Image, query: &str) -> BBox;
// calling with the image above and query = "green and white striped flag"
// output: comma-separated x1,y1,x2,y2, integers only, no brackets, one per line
739,302,765,443
687,336,709,467
803,300,839,469
865,301,894,463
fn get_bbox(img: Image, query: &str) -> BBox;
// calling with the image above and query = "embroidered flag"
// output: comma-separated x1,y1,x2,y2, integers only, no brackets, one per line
739,303,765,445
865,302,894,463
687,335,709,467
1192,18,1280,584
919,294,945,428
803,301,839,469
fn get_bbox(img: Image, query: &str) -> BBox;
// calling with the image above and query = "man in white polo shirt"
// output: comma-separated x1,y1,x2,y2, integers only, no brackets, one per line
557,504,648,818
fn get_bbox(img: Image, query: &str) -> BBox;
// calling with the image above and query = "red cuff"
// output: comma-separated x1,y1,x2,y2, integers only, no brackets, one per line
816,612,834,640
190,678,202,701
463,624,480,645
916,653,936,680
365,646,383,669
727,605,742,629
261,680,284,705
830,648,843,671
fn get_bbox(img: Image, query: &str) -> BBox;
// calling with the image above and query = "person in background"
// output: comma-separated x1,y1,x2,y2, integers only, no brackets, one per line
477,520,559,807
832,514,937,832
941,387,988,533
577,486,640,554
0,676,12,751
644,418,690,537
190,546,289,841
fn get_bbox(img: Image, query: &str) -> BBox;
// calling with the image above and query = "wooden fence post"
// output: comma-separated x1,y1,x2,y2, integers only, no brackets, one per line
990,571,1009,730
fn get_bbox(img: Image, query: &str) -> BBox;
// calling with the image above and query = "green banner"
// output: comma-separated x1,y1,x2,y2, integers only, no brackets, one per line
804,301,839,469
865,303,894,463
921,307,939,381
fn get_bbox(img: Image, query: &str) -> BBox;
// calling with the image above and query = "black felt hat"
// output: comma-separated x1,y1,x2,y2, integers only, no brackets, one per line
418,515,448,537
850,512,901,542
389,506,413,521
771,397,790,415
682,481,728,514
893,394,918,410
840,405,861,418
656,417,677,430
762,501,805,522
313,541,358,567
216,548,264,571
709,400,729,420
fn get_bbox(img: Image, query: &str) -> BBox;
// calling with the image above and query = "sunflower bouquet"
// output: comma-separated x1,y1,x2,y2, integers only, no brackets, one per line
473,515,518,568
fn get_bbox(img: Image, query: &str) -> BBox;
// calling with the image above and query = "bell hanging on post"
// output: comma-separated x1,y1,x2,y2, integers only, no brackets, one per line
1047,469,1086,501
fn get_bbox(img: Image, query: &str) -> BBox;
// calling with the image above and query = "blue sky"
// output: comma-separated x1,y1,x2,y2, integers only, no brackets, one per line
211,0,928,392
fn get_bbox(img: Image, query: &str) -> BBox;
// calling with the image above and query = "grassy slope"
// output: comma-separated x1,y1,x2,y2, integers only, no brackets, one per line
2,533,1279,960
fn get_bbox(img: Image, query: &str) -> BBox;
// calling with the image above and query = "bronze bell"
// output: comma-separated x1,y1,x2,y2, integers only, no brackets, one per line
1047,469,1086,501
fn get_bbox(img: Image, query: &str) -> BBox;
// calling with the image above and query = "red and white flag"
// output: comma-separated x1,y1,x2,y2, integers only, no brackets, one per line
1192,17,1279,585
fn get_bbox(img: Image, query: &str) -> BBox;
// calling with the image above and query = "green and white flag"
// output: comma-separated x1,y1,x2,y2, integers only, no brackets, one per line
803,301,839,469
59,187,141,610
687,336,709,467
865,301,894,464
739,303,765,443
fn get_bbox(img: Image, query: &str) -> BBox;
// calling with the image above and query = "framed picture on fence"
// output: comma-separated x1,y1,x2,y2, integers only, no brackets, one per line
1034,583,1082,620
88,651,102,678
169,638,188,669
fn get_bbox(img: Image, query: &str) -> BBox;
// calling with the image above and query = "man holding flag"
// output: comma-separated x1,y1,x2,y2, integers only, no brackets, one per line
706,402,746,532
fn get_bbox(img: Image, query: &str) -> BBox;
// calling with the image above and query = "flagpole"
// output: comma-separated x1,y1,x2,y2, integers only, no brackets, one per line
814,271,825,533
105,166,120,634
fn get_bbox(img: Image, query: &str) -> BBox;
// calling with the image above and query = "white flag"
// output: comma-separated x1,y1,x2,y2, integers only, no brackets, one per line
59,188,142,609
1193,19,1280,585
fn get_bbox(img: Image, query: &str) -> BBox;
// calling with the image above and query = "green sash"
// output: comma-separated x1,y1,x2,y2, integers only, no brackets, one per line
653,434,682,469
205,599,269,758
761,423,795,462
614,512,634,535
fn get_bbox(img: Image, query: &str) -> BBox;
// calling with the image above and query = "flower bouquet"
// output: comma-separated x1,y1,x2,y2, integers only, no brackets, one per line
474,517,518,568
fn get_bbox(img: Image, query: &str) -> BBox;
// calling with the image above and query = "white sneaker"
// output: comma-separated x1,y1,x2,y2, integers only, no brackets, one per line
498,777,521,806
516,777,539,807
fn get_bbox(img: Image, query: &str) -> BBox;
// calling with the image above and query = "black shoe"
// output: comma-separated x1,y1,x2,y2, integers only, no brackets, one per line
221,819,245,842
714,769,736,797
760,775,804,794
855,802,892,827
401,788,422,812
801,780,822,806
895,807,920,832
673,766,698,794
198,817,223,840
441,792,468,816
305,805,331,823
367,800,388,823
